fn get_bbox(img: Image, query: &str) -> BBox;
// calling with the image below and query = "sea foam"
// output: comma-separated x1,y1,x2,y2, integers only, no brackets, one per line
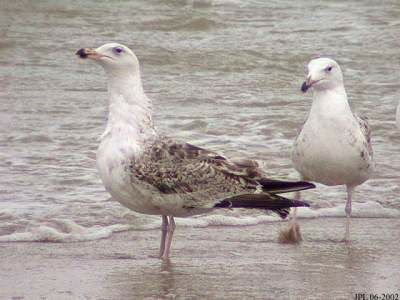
0,201,398,243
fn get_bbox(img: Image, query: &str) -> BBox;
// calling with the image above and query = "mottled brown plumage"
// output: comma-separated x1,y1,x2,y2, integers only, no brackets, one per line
130,137,313,218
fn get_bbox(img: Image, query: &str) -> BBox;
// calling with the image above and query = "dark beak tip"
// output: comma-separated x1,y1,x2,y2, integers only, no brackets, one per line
76,48,88,58
301,81,309,93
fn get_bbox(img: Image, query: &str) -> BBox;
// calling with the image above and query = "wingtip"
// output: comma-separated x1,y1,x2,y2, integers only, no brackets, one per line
260,179,316,194
291,199,310,208
274,199,310,219
276,208,290,219
298,181,316,190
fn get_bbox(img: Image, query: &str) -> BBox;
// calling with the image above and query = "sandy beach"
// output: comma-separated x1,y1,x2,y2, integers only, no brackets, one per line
1,217,399,299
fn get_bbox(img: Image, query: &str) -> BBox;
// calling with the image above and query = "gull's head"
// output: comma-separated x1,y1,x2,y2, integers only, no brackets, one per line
76,43,139,74
301,57,343,93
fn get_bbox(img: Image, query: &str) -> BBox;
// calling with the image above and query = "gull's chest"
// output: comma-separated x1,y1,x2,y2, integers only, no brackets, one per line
96,134,139,192
296,114,361,155
97,137,135,166
95,129,164,214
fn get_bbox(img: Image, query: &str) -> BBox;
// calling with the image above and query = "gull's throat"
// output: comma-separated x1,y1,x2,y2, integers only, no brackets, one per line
309,85,352,118
103,70,155,142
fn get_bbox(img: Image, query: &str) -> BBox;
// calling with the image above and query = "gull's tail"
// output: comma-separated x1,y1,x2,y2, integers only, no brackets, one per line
214,193,310,219
259,178,315,194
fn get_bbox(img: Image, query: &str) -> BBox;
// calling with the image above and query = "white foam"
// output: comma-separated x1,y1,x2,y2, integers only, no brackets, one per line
0,219,132,243
0,201,398,243
178,213,280,227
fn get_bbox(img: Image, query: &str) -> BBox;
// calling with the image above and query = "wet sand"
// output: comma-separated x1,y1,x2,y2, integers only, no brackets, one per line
1,218,399,299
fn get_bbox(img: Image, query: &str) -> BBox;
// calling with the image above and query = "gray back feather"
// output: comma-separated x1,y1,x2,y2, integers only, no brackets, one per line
354,113,373,158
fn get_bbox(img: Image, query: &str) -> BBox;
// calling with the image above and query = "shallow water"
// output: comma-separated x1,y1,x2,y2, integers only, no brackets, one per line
0,0,399,242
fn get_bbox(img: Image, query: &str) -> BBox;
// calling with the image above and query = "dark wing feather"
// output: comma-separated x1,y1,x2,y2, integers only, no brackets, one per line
215,193,310,219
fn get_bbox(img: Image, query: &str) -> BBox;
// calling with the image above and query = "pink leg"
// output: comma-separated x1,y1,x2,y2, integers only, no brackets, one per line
161,216,176,260
292,191,300,225
159,215,168,258
344,186,353,242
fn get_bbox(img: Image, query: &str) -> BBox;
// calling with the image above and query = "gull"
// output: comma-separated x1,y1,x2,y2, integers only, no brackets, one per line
287,57,373,242
76,43,315,259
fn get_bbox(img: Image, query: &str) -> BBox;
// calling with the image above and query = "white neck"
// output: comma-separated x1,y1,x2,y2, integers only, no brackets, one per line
102,69,155,141
309,85,352,118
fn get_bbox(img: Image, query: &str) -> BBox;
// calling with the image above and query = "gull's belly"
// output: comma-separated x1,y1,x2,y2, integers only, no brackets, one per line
96,139,206,217
292,125,372,186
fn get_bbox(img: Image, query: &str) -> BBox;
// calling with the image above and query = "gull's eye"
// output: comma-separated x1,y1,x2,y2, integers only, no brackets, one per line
325,66,333,72
113,47,123,54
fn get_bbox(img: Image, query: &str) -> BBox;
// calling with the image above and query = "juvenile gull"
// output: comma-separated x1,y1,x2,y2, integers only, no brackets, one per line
286,57,373,242
76,43,315,259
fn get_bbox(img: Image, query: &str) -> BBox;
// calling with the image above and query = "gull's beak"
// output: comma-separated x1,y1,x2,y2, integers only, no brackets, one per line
301,74,319,93
76,48,103,60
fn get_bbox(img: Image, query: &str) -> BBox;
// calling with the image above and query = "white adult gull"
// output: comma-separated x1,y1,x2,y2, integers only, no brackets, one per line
285,57,373,242
76,43,315,259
